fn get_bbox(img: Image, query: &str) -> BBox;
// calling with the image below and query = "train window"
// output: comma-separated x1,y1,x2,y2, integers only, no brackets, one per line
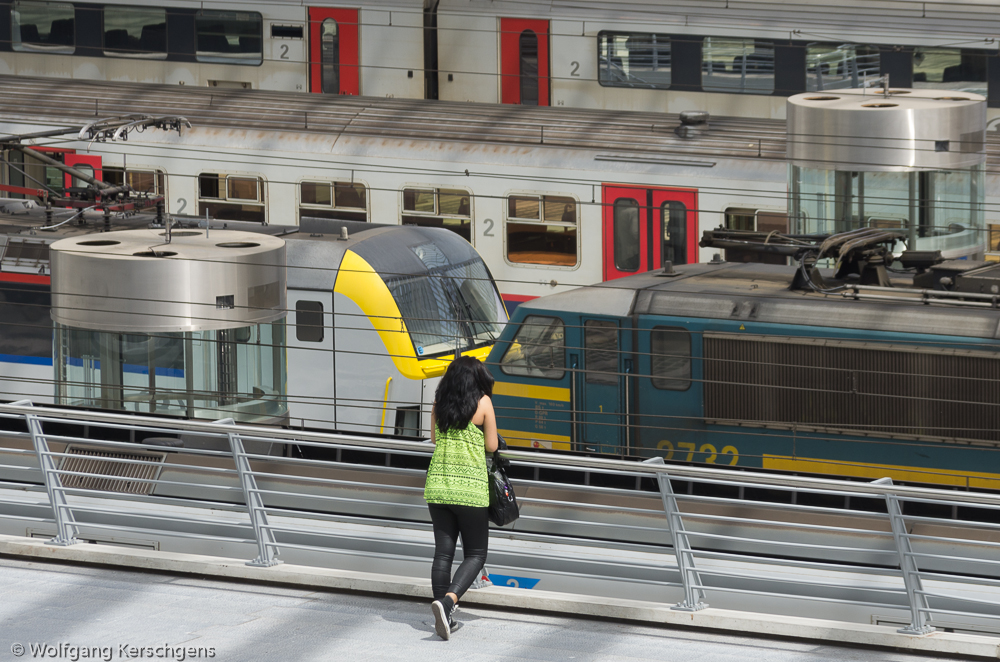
702,38,774,94
198,173,265,223
295,301,324,342
585,320,618,385
103,167,165,196
0,281,52,360
195,10,263,65
12,0,75,54
505,195,577,266
989,224,1000,256
650,327,690,391
913,48,987,93
662,201,687,265
299,181,368,222
725,208,755,231
500,315,565,379
104,7,167,58
271,25,303,39
806,44,879,91
723,208,788,264
598,31,671,89
321,19,340,94
401,187,471,242
613,198,639,272
519,30,539,106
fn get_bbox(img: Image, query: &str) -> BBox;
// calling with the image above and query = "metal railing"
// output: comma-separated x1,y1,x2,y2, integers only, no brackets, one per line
2,400,1000,637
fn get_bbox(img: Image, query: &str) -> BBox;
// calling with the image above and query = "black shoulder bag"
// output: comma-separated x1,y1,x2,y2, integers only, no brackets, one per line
488,437,520,526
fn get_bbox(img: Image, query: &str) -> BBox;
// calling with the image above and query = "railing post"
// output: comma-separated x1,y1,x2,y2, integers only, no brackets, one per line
217,418,282,567
645,457,707,611
873,477,933,635
20,403,80,546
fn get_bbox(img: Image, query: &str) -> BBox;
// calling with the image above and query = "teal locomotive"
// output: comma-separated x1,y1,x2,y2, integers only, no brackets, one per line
486,230,1000,490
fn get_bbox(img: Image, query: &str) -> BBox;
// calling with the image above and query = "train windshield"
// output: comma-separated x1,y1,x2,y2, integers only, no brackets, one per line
352,228,507,358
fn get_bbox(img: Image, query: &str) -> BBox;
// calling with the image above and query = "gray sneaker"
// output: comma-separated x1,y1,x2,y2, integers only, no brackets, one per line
431,600,451,640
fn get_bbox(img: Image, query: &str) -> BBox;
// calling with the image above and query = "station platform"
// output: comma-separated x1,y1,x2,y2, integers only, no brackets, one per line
2,535,997,661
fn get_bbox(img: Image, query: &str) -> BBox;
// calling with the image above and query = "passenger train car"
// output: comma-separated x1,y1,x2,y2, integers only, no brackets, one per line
487,245,1000,489
0,77,993,315
0,210,507,436
1,0,1000,120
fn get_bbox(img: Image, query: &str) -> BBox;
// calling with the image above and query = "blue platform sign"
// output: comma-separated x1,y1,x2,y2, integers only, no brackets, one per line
487,574,540,589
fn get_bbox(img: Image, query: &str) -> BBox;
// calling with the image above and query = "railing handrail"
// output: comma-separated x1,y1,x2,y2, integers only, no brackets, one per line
4,401,1000,507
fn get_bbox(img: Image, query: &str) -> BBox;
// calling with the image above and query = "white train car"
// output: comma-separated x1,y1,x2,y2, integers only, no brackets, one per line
0,77,992,313
0,0,998,120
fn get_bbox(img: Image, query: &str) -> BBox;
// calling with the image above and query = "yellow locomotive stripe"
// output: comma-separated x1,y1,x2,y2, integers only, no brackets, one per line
334,250,491,380
499,428,572,450
763,455,1000,490
493,381,571,402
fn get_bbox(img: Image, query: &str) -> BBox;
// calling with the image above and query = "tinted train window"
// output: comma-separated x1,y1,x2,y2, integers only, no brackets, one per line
198,173,265,223
585,320,618,385
295,301,324,342
401,187,471,242
195,10,262,65
913,48,987,94
806,43,879,92
104,7,166,58
0,282,52,360
506,194,577,266
598,31,671,89
12,0,74,54
613,198,639,272
702,38,774,95
651,327,690,390
299,181,367,222
500,315,565,379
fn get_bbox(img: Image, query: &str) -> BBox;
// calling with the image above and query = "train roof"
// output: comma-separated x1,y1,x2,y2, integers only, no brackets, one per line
518,261,1000,340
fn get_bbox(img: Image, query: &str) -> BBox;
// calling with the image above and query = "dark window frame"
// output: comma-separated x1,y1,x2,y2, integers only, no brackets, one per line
499,315,566,380
597,29,672,90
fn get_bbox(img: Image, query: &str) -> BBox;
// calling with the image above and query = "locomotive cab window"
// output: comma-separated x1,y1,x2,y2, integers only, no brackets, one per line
195,10,263,65
598,31,671,89
300,181,367,222
295,301,324,343
702,38,774,94
12,0,75,54
500,315,565,379
401,187,471,242
104,7,167,58
506,195,577,266
198,173,265,223
650,327,691,391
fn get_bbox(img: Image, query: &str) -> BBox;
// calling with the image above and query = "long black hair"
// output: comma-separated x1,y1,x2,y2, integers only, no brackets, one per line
434,356,494,432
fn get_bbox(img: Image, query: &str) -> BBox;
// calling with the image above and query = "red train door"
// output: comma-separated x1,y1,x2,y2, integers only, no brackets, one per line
602,185,698,281
63,154,102,189
499,18,549,106
309,8,360,95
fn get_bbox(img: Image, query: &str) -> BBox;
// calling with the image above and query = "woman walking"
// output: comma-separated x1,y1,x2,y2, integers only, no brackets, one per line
424,356,499,640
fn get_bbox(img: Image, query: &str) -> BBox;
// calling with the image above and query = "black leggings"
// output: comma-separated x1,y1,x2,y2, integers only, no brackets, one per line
427,503,489,601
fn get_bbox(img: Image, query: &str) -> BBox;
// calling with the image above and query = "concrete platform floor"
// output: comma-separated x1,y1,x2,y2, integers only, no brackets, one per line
0,556,970,662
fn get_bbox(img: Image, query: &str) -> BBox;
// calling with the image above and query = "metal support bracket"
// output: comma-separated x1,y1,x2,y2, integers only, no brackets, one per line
873,477,934,635
25,407,80,546
217,419,282,568
645,457,708,611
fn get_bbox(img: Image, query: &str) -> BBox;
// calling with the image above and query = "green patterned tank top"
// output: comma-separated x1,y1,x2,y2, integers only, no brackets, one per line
424,421,489,507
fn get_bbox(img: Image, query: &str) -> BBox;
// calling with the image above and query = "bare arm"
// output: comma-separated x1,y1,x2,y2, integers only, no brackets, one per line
480,396,499,453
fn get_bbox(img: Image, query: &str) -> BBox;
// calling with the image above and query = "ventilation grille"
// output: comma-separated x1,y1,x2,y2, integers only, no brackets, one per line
59,446,166,495
704,334,1000,443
